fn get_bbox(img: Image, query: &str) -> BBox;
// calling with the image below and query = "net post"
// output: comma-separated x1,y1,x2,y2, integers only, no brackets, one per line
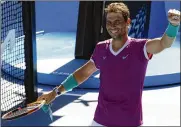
0,1,2,118
0,1,2,87
22,1,38,104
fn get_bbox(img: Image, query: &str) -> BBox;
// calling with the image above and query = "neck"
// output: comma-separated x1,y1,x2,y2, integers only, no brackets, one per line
112,34,128,50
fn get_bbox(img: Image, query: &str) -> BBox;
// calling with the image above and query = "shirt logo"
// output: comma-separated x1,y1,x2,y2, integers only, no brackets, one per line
122,54,129,60
103,56,106,60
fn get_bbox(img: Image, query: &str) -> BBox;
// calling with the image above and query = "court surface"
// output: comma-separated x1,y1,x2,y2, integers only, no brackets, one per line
1,82,180,126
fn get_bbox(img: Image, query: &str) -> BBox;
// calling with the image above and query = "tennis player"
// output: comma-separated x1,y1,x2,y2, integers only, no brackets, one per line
37,2,180,126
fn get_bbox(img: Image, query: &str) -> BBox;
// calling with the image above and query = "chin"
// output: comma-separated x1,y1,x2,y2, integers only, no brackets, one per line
109,34,118,39
109,32,124,39
113,35,122,39
110,36,116,39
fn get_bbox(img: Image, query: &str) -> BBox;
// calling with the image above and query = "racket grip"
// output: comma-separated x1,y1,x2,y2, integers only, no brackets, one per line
42,104,54,121
42,104,50,113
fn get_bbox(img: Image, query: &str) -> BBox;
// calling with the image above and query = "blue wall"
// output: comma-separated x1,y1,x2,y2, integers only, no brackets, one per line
164,1,180,16
35,1,79,33
148,1,180,38
35,1,180,35
148,1,168,38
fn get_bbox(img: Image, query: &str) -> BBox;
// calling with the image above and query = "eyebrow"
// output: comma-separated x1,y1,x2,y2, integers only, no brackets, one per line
107,15,124,20
107,19,124,22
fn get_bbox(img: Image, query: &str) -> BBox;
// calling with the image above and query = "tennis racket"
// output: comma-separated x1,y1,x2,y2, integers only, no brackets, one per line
2,100,46,120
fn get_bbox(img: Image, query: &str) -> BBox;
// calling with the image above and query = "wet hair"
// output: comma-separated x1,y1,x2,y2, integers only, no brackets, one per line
105,2,130,22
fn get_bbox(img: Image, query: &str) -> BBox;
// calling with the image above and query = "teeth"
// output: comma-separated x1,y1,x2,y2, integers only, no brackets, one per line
111,30,118,34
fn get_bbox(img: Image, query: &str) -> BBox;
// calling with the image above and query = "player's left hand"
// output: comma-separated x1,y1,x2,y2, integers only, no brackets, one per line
168,9,180,26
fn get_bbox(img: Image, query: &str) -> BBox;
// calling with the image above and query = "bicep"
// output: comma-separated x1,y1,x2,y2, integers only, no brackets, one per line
146,38,165,54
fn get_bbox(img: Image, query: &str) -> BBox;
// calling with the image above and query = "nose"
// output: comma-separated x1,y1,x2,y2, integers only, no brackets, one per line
110,23,116,28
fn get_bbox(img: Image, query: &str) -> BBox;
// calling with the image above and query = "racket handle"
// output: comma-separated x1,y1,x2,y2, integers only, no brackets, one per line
42,104,53,121
42,105,49,113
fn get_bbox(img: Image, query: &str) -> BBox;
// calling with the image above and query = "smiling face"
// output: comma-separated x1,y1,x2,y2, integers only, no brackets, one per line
106,12,130,39
105,2,131,40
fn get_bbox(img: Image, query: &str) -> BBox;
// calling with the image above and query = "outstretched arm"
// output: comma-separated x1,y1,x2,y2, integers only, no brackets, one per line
37,60,97,104
146,9,180,54
56,60,97,94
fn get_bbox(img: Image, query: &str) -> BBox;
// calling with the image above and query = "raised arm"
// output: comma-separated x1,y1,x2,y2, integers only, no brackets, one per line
146,9,180,54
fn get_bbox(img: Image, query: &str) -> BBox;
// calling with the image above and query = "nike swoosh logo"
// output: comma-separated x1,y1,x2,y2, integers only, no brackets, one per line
122,54,129,59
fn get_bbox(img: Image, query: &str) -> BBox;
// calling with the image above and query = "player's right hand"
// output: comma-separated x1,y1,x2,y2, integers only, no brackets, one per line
37,90,56,105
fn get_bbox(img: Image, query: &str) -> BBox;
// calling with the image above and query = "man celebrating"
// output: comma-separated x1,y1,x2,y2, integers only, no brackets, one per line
37,2,180,126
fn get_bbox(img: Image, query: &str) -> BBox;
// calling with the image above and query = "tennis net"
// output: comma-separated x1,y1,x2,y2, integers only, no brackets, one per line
1,1,37,116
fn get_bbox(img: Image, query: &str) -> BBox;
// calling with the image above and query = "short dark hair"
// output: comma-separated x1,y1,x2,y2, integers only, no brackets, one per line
105,2,130,22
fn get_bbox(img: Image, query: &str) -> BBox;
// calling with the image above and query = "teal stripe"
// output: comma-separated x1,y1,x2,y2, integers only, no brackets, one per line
165,23,179,37
62,74,78,91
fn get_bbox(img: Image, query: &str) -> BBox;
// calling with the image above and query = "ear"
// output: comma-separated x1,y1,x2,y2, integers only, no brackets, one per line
127,18,131,26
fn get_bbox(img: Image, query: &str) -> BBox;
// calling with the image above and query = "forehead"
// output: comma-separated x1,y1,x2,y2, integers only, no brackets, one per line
106,12,124,21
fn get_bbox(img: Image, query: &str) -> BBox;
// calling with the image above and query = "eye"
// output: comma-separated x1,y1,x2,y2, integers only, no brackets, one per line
106,21,111,25
115,20,124,25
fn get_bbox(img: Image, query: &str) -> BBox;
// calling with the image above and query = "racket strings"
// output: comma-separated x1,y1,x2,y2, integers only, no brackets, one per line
6,103,41,118
2,100,46,120
7,108,27,118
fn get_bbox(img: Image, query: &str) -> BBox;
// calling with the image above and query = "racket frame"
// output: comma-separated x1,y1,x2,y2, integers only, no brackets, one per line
2,100,46,120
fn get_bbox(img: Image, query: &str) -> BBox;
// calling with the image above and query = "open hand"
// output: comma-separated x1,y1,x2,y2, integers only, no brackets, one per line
168,9,180,26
